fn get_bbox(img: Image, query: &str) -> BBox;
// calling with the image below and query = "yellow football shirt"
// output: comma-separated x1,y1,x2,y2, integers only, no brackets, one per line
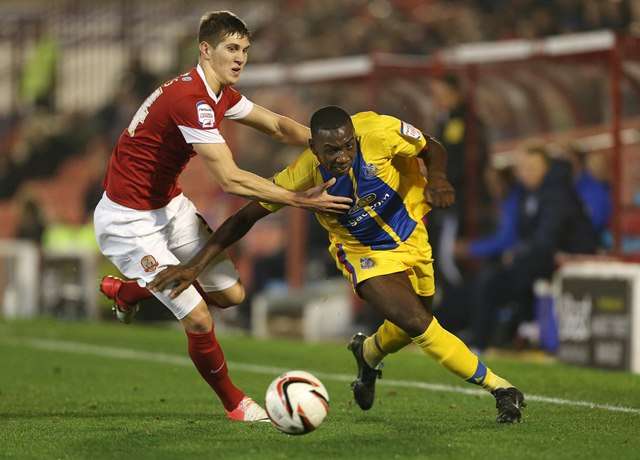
260,111,430,253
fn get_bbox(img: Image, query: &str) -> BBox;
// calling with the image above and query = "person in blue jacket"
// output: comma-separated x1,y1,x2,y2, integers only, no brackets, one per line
469,145,597,351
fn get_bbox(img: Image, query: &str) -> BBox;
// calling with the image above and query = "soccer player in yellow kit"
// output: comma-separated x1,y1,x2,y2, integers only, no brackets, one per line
149,106,526,423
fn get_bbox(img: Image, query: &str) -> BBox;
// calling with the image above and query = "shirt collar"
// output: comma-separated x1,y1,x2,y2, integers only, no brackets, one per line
196,63,221,102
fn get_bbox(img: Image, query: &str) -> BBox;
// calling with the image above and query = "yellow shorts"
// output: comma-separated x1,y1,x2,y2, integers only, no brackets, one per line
329,222,435,297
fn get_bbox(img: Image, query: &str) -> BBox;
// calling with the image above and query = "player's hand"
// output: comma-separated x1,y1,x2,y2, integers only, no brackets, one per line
148,264,200,299
300,177,352,214
425,176,455,208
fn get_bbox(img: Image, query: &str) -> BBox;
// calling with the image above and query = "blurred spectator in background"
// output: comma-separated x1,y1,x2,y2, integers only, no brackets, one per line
469,144,597,351
95,86,142,145
95,54,159,145
15,191,47,245
456,165,521,261
581,150,612,242
0,112,90,199
438,164,521,332
82,135,112,217
175,33,198,74
42,210,99,253
427,74,490,320
19,19,59,113
564,145,612,246
123,51,158,102
0,116,25,198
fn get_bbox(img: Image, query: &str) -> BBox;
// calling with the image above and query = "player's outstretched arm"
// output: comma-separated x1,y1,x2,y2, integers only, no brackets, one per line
419,137,456,208
194,142,351,213
235,104,310,146
149,201,270,298
148,177,347,298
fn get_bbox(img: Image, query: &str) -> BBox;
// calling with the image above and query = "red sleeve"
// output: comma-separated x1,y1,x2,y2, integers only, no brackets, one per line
227,87,242,106
170,95,225,144
224,87,254,120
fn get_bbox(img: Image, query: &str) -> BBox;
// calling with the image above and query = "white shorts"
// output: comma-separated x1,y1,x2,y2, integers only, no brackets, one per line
93,193,239,319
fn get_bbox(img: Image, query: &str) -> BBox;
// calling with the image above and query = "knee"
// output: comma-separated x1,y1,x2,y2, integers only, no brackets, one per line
209,283,245,309
403,312,434,338
182,302,213,333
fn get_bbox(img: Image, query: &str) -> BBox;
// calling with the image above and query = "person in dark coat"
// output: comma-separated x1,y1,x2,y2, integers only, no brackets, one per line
470,145,597,351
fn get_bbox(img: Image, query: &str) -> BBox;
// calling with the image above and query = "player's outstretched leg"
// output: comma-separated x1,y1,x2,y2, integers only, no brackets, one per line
182,301,268,422
100,275,151,323
357,273,525,423
411,316,526,423
348,320,412,410
196,281,246,309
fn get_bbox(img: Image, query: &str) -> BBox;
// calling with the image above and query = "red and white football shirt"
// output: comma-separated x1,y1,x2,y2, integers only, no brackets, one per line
104,64,253,210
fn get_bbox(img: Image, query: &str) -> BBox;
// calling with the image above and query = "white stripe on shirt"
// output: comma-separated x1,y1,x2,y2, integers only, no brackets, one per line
178,125,226,144
225,96,254,120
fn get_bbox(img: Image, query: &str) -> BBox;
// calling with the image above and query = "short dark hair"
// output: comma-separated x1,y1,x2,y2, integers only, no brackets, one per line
524,143,551,164
438,74,461,91
310,106,351,136
198,11,250,47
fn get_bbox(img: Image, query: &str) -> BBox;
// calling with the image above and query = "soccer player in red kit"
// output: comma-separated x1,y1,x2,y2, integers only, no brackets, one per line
93,11,351,422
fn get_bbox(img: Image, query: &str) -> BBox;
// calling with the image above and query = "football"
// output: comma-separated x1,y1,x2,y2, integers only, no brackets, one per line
265,370,330,435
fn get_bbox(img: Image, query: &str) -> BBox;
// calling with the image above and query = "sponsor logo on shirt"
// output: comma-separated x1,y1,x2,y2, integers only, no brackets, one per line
196,101,215,128
348,192,377,215
400,121,422,141
181,76,193,82
347,192,391,227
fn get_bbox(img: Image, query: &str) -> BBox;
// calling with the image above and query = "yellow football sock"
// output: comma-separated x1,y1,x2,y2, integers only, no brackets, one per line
411,317,513,391
481,369,513,392
363,320,412,368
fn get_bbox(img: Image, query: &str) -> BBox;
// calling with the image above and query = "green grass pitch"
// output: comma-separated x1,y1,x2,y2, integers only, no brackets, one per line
1,318,639,459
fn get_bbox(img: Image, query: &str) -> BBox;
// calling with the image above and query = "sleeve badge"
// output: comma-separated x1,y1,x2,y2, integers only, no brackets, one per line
400,121,423,141
196,101,215,128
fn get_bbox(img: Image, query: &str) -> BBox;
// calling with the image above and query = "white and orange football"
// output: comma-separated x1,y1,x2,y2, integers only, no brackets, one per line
264,370,330,435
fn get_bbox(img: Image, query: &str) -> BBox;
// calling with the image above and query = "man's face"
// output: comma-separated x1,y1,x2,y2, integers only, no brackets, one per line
430,80,458,110
586,151,609,182
310,123,357,177
514,151,548,190
203,34,250,86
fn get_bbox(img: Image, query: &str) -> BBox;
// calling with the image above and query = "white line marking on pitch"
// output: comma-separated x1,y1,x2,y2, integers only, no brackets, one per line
8,337,640,415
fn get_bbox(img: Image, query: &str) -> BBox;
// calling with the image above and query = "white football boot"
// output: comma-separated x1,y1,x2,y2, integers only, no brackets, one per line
225,397,270,422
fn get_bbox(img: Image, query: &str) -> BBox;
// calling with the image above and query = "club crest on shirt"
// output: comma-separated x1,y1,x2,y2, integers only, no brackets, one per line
196,101,215,128
360,257,375,269
400,121,422,141
364,162,378,178
141,255,159,273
